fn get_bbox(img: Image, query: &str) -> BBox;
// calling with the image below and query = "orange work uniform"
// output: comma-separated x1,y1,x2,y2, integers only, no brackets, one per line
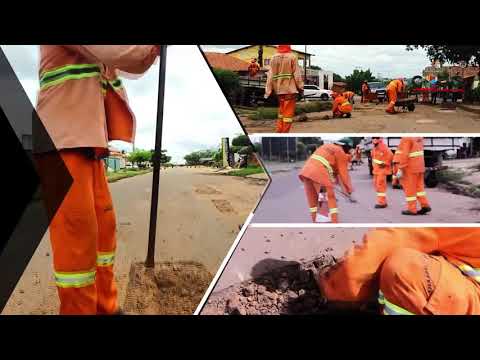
299,143,353,223
265,45,304,133
248,60,260,77
35,45,159,315
342,91,355,103
354,145,362,162
318,228,480,315
371,139,393,206
394,137,430,214
386,79,404,113
332,95,353,118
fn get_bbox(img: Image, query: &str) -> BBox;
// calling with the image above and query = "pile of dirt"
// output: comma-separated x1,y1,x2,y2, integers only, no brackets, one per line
202,254,340,315
123,261,212,315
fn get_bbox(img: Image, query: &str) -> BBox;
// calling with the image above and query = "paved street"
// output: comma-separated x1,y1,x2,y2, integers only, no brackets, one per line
252,160,480,223
2,167,266,314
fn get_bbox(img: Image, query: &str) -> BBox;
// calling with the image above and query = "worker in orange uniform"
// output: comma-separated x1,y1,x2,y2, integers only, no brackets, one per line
265,45,304,133
361,81,370,103
393,137,431,215
317,227,480,315
342,90,355,104
354,144,363,165
299,138,354,223
385,78,405,114
371,138,393,209
391,150,402,189
248,58,260,78
331,92,353,118
35,45,160,315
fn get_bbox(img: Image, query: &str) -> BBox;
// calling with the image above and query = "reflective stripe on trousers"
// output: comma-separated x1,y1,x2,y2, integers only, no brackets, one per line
406,196,417,202
40,64,101,89
309,207,317,213
377,192,386,197
97,251,115,267
55,269,96,288
378,290,414,315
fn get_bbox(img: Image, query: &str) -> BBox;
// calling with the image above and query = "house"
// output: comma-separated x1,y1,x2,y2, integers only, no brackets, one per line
204,52,250,75
423,63,479,82
104,147,127,172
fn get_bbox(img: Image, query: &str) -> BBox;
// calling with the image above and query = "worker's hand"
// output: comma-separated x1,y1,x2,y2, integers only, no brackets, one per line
396,169,403,180
264,93,269,99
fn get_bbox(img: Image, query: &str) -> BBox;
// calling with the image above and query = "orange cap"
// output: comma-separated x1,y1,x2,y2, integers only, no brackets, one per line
277,45,292,53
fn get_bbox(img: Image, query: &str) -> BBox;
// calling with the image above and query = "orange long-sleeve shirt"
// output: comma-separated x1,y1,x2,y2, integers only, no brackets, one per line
371,140,393,175
265,52,304,96
332,95,350,113
393,137,425,173
386,79,404,93
319,227,480,303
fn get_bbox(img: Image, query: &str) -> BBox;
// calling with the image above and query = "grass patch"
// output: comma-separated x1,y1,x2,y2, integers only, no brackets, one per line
249,101,332,120
226,165,265,177
107,168,152,183
436,169,471,185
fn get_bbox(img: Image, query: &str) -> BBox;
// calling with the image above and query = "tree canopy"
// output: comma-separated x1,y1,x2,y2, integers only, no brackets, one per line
345,69,375,93
407,45,480,66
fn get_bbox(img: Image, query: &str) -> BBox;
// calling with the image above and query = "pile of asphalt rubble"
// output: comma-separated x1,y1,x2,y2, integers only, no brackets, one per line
203,254,339,315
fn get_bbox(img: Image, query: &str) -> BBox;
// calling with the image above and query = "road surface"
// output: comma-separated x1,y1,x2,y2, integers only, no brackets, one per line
212,227,364,292
241,101,480,133
2,167,266,315
252,160,480,223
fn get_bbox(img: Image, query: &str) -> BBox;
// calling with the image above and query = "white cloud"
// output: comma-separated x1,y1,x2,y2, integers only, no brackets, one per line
2,45,244,164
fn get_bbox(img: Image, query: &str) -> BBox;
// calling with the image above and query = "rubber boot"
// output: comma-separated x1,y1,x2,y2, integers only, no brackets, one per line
401,210,418,216
418,206,432,215
375,204,388,209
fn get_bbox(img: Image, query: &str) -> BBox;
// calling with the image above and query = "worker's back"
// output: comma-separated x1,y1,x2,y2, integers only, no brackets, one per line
266,52,303,95
386,79,404,93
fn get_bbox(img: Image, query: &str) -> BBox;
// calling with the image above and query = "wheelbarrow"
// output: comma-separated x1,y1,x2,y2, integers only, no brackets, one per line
395,97,416,112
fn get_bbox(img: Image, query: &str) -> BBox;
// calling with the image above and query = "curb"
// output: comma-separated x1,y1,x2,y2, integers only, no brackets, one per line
457,103,480,115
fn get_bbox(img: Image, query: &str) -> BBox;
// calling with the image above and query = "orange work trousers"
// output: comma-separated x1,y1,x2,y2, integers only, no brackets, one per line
379,248,480,315
373,174,387,206
333,104,353,118
392,164,399,187
386,88,397,113
303,178,338,223
400,172,429,213
39,150,118,315
276,94,296,133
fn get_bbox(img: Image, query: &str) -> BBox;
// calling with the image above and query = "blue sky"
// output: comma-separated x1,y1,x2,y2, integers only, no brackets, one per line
1,45,244,164
201,45,431,79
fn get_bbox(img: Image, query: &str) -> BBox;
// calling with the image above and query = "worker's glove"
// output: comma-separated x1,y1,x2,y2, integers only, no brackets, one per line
396,169,403,180
264,93,269,99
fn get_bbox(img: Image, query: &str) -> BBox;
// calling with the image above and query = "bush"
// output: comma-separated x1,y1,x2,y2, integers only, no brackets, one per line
212,68,240,95
250,101,331,120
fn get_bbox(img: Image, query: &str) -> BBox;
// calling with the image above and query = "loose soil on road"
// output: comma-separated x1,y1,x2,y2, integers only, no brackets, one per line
241,103,480,133
2,167,266,315
123,261,211,315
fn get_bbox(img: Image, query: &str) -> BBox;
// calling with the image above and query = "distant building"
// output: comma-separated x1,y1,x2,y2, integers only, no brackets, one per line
423,63,479,81
203,52,250,75
104,147,127,172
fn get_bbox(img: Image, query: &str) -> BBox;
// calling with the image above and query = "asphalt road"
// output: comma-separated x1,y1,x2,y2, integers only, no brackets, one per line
252,160,480,223
2,167,266,314
241,101,480,133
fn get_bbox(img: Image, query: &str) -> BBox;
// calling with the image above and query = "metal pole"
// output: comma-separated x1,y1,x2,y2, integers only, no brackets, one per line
145,45,167,268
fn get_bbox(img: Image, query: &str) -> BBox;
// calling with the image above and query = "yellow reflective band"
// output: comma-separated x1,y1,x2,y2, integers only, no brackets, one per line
40,63,101,90
406,196,417,202
377,193,386,197
55,270,96,289
417,191,426,196
311,154,335,181
329,208,338,214
409,151,424,158
272,73,293,80
309,207,317,213
395,151,403,154
457,263,480,283
278,114,284,119
373,159,385,165
283,117,293,123
392,175,397,179
97,252,115,267
379,291,414,315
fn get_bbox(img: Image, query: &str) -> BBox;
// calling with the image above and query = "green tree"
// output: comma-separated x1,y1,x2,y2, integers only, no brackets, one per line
333,73,344,82
406,45,480,66
158,149,171,164
127,149,152,167
184,149,216,166
232,134,251,147
345,69,375,93
212,68,240,95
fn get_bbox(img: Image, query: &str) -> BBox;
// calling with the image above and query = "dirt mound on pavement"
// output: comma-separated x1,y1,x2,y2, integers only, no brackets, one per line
202,254,340,315
124,261,212,315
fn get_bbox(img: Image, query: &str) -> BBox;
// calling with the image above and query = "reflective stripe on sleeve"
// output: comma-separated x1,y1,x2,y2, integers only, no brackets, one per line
40,64,101,89
378,291,414,315
373,159,385,165
409,151,424,158
457,263,480,283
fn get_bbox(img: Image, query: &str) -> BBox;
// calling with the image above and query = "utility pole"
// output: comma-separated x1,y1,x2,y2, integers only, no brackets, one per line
145,45,167,268
258,45,264,67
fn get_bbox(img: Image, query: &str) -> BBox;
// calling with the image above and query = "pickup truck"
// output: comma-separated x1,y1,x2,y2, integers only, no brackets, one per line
364,137,467,188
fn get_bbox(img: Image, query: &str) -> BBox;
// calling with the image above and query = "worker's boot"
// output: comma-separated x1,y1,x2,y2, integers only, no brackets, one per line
392,184,402,189
401,210,418,216
418,206,432,215
345,113,352,118
375,204,387,209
